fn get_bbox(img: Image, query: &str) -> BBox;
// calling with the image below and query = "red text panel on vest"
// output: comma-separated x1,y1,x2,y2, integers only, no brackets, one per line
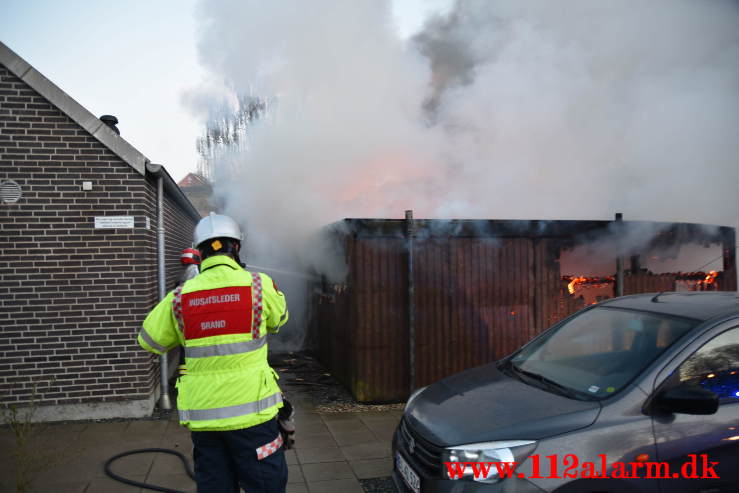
182,286,252,339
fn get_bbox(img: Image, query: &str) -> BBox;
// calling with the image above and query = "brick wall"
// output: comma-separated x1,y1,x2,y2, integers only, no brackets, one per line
0,63,196,410
164,187,200,290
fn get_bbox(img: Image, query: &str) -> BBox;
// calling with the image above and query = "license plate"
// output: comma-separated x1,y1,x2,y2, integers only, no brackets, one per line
396,452,420,493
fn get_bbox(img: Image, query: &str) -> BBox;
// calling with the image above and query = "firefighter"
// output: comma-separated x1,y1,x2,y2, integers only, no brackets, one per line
176,247,201,376
179,247,201,284
138,213,289,493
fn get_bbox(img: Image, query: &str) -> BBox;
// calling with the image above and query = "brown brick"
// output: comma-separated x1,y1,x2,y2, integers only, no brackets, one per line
0,63,197,409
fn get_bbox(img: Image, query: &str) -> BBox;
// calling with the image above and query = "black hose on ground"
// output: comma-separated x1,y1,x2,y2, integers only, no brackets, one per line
104,448,196,493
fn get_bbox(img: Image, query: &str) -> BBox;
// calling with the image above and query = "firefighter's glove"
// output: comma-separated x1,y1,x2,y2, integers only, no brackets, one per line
278,397,296,449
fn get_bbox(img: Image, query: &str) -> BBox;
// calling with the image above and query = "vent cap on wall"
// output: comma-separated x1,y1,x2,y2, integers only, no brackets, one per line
0,180,22,203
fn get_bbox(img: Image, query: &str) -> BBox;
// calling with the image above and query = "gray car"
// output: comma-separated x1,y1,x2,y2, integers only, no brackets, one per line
393,292,739,492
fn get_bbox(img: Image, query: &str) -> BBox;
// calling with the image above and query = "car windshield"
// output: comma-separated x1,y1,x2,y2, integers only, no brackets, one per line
508,307,697,400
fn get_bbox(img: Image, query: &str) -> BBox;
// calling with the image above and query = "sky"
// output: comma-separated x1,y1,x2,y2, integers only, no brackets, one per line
0,0,450,182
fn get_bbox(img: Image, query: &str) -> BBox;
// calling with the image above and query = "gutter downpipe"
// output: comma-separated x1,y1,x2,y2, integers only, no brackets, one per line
146,162,171,410
615,212,624,298
405,210,416,393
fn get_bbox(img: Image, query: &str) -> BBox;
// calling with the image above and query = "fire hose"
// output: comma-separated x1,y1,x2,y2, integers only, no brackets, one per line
104,448,195,493
103,400,295,492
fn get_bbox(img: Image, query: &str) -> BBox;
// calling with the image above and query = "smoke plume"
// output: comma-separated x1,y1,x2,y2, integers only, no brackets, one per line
188,0,739,347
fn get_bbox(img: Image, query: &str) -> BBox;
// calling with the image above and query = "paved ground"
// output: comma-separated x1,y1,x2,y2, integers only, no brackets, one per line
0,384,401,492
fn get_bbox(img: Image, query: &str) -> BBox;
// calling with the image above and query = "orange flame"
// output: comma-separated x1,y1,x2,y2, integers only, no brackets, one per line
568,276,587,294
697,270,718,290
565,275,616,296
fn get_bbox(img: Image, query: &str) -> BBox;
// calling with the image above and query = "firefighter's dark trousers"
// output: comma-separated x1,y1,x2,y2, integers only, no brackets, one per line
190,418,288,493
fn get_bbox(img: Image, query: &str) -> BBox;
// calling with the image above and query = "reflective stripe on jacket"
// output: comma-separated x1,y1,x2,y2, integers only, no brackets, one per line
137,254,289,431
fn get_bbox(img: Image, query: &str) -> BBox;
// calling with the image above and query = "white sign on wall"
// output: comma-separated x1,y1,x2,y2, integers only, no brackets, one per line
94,216,135,229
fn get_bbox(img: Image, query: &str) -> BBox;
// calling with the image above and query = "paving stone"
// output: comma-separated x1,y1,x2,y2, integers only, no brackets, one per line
23,442,91,487
160,425,192,452
349,458,394,479
300,461,354,482
144,472,197,492
371,427,397,443
78,421,130,437
31,455,97,483
292,404,317,414
102,449,158,481
0,430,16,449
119,437,167,451
0,479,16,493
83,475,146,492
25,479,90,493
296,446,346,464
74,443,153,478
159,438,191,453
288,463,305,483
149,449,194,479
76,435,128,449
324,419,368,434
287,396,315,411
363,418,400,442
45,422,89,434
0,460,14,483
287,482,309,493
298,432,337,448
126,420,169,437
294,413,325,426
4,434,77,478
330,429,377,447
296,420,329,435
358,411,403,422
164,420,191,437
320,412,362,422
361,416,401,432
341,441,392,461
306,477,365,493
285,448,298,465
38,423,87,445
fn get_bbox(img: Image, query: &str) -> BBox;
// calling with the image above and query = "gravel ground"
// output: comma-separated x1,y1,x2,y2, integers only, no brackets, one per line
270,352,405,413
360,477,397,493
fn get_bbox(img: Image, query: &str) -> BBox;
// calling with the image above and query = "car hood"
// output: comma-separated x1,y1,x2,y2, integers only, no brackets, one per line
406,363,601,446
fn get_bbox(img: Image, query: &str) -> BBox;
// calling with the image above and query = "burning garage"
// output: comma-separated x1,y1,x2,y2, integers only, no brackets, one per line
313,215,736,403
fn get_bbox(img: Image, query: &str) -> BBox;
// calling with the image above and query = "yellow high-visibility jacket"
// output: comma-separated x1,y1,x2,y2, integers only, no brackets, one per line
138,254,289,431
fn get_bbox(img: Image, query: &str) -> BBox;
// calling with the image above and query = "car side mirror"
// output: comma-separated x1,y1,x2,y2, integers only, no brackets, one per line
656,384,719,415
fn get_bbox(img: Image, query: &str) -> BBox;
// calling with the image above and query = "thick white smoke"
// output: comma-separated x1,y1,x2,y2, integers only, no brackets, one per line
418,0,739,225
188,0,739,347
192,0,739,237
194,0,438,225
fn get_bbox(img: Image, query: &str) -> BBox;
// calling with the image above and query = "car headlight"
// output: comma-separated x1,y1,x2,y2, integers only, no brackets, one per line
441,440,537,483
404,386,427,412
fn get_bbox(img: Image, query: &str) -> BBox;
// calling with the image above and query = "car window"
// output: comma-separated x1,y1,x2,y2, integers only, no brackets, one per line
511,307,696,399
677,327,739,402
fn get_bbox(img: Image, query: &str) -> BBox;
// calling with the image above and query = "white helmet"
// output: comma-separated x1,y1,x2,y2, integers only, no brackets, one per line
194,212,243,248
